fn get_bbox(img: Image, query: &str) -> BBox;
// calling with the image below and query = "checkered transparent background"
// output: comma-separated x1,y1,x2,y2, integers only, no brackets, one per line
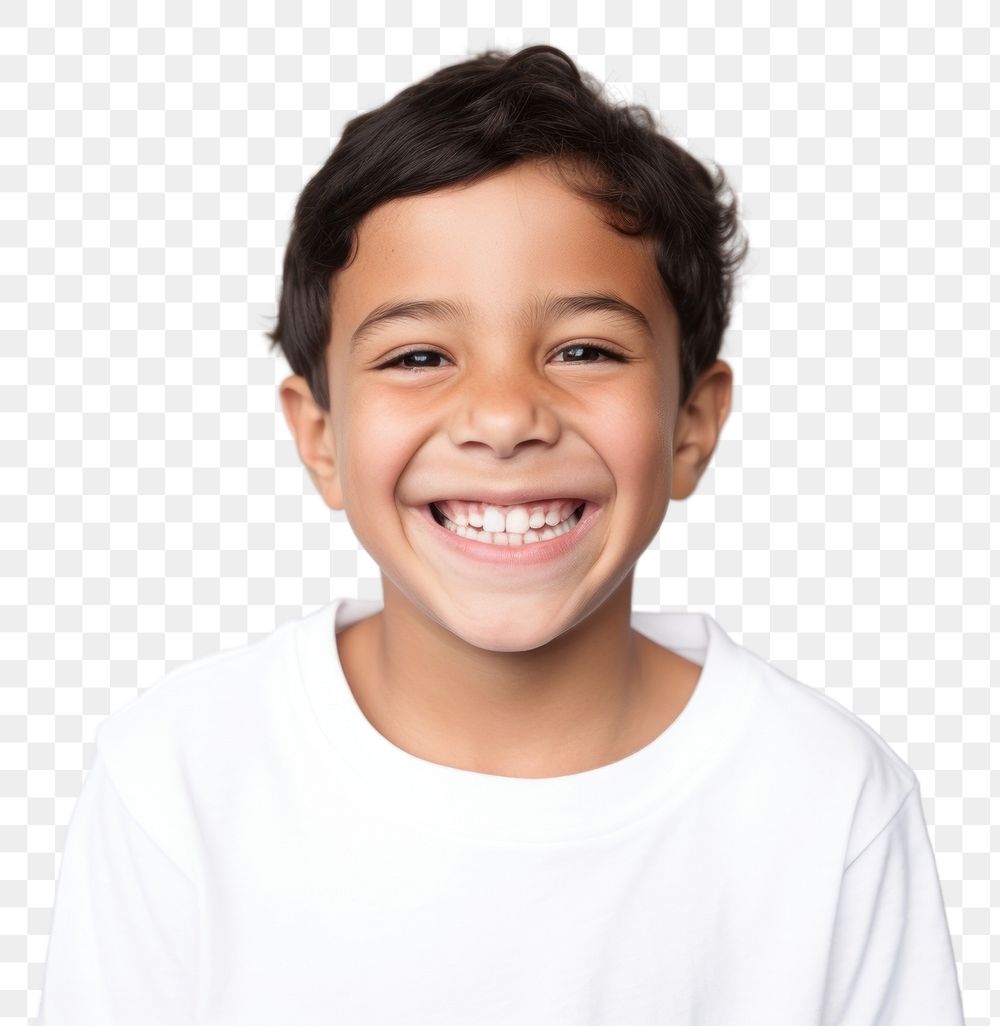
3,2,995,1023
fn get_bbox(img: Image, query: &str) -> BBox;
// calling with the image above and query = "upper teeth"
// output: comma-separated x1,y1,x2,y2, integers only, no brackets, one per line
434,498,581,534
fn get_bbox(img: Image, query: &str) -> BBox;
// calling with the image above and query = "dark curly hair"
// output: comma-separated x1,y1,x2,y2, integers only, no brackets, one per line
265,43,748,410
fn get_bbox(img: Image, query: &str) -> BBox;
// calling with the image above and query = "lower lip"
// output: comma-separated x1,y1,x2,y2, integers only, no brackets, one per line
417,502,601,568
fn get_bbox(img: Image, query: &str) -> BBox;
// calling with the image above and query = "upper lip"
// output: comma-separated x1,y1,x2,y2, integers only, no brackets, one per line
427,491,592,508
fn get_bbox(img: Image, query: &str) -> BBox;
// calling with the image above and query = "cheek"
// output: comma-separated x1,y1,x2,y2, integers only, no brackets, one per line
615,429,673,518
338,392,422,525
593,382,673,490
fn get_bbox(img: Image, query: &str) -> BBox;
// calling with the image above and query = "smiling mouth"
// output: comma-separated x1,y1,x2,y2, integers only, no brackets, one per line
429,501,587,545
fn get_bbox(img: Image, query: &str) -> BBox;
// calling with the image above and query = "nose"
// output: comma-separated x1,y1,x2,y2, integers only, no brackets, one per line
447,364,562,459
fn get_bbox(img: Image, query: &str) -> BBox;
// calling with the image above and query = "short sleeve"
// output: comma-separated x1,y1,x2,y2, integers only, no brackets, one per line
820,785,965,1026
37,749,198,1026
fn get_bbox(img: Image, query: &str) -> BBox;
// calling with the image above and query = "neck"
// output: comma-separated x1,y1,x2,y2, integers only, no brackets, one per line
342,576,646,778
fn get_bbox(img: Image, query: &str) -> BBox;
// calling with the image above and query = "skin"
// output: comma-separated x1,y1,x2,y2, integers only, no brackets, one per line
280,159,733,778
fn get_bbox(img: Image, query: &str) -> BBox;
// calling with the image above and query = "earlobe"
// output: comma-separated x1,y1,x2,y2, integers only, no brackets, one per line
278,375,346,512
670,360,733,501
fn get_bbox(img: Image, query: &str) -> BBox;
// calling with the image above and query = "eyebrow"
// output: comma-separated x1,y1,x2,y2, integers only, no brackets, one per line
349,291,654,351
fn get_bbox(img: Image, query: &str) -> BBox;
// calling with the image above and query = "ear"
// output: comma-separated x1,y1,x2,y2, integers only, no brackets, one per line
670,359,733,501
278,374,345,511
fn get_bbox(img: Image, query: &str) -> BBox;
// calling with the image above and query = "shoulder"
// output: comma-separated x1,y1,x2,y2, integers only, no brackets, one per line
92,613,302,874
703,619,919,864
656,611,923,870
748,642,915,780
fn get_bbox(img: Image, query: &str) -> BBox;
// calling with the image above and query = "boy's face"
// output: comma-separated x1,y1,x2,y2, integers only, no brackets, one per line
285,160,728,653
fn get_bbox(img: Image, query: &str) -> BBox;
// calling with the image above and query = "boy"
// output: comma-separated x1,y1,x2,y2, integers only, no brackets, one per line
39,44,964,1024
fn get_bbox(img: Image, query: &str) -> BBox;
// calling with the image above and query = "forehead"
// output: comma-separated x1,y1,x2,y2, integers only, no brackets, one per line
330,162,673,343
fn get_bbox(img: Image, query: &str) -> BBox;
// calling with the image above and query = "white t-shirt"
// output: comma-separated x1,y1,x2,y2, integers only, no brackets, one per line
38,598,965,1025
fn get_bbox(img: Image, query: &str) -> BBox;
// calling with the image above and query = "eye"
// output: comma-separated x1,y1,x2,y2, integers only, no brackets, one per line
553,343,627,364
376,349,449,371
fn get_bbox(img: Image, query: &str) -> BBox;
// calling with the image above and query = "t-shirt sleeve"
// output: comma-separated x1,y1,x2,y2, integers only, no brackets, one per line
37,748,198,1026
820,784,965,1025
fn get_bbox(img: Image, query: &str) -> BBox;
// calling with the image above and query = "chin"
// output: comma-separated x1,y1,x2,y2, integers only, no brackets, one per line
462,631,555,655
435,603,573,654
462,636,558,657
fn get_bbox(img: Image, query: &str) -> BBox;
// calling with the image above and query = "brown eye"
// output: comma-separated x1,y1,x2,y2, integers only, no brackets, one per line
554,343,626,363
378,349,449,370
